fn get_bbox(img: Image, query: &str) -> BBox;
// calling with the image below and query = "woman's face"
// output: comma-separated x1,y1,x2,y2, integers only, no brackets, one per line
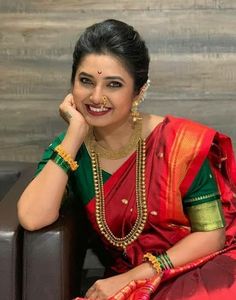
72,53,138,128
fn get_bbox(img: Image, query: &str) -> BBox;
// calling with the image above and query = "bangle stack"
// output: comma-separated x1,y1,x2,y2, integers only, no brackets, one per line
143,251,173,274
51,144,79,174
156,252,174,270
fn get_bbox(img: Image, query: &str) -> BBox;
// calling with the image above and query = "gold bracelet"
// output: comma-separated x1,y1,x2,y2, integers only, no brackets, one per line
143,252,162,274
54,145,79,171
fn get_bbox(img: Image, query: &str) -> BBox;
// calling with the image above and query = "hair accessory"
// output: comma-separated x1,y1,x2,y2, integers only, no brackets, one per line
51,152,71,174
131,79,150,123
143,252,162,274
54,145,79,171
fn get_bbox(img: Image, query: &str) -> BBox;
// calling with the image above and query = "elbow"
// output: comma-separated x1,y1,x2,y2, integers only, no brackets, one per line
213,227,226,251
18,219,42,232
218,229,226,250
17,202,59,231
18,213,59,231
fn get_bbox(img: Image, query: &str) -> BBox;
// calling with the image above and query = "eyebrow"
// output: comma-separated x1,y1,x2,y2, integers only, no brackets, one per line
79,72,126,83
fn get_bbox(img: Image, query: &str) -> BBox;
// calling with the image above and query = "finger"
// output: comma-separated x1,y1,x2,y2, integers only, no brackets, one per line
69,94,77,109
68,94,75,105
64,94,77,110
63,93,73,105
85,286,96,298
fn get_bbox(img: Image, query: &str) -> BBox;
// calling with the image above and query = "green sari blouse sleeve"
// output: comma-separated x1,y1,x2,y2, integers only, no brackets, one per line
183,159,225,232
34,132,73,206
34,132,66,176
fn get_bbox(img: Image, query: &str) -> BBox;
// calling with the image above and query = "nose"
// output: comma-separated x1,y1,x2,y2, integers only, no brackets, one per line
89,86,103,105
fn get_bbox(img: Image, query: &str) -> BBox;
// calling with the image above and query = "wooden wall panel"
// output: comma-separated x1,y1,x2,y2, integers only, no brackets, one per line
0,0,235,162
1,1,236,12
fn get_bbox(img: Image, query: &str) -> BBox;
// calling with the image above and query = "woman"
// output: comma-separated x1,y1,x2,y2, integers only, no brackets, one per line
17,19,236,299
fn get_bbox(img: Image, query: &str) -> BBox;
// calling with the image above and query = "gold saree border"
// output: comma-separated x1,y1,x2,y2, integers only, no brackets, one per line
166,122,208,222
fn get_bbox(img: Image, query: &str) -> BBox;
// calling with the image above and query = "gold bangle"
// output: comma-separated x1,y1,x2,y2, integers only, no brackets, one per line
54,145,79,171
143,252,162,274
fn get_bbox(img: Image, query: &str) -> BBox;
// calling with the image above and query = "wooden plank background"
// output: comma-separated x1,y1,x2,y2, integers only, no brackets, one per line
0,0,235,162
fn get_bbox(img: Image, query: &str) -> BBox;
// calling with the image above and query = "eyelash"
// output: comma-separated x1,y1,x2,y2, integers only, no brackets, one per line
109,81,122,88
79,77,123,88
80,77,93,85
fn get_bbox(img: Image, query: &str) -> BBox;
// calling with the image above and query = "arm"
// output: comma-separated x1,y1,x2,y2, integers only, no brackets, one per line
17,94,89,231
85,228,225,300
167,227,225,267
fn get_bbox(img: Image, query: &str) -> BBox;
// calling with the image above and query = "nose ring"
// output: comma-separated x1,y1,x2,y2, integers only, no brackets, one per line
101,96,108,108
89,95,108,107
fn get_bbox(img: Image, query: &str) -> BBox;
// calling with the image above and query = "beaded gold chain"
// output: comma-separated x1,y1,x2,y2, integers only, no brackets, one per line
90,138,147,252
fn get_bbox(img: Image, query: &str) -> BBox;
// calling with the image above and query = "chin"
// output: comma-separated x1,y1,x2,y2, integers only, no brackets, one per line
84,116,110,128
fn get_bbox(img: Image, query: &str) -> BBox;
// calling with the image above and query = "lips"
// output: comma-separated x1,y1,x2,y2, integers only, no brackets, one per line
86,104,111,116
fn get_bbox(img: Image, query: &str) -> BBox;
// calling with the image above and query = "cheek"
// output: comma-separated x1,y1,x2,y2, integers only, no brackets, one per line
72,85,88,102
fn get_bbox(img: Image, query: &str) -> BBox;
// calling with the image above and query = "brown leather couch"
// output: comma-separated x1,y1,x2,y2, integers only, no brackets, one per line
0,162,89,300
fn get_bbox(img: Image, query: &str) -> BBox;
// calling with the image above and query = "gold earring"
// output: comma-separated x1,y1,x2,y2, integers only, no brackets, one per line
131,79,151,123
131,100,142,123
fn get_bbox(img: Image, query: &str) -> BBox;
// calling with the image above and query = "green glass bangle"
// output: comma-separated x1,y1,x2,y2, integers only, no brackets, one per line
163,252,174,268
156,256,165,270
157,255,168,270
51,152,71,174
156,252,174,270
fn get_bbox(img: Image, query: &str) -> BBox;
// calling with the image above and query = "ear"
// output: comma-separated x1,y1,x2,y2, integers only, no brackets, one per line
132,92,140,103
132,87,145,104
132,86,143,102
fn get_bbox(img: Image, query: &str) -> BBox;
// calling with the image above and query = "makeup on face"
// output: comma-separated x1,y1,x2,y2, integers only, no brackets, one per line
73,54,135,124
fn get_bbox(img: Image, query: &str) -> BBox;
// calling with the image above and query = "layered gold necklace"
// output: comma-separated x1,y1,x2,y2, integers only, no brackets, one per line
85,120,142,160
86,121,147,252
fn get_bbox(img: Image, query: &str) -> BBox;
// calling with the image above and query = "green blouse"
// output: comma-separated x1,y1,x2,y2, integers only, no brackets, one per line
35,132,225,232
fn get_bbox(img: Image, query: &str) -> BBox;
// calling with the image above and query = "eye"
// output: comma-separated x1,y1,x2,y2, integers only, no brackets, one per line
108,81,123,88
80,77,93,85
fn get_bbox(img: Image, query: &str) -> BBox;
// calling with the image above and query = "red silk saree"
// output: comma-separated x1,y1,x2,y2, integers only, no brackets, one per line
75,116,236,299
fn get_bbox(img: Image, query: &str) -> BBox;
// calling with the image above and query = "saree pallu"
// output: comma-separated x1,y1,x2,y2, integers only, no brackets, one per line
81,116,236,299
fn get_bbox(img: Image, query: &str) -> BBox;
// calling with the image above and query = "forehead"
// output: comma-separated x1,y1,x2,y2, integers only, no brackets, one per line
78,53,132,78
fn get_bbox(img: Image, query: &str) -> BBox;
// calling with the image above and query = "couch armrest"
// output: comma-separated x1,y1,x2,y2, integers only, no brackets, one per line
22,196,88,300
0,164,36,300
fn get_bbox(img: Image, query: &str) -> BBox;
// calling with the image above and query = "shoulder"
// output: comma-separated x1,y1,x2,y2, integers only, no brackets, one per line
142,113,216,139
161,116,217,169
162,115,216,137
142,113,164,139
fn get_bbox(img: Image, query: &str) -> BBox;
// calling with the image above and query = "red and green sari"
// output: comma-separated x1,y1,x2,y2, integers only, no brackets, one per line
36,115,236,299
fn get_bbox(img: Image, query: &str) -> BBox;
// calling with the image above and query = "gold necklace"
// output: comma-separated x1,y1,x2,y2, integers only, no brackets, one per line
90,138,147,252
85,120,142,160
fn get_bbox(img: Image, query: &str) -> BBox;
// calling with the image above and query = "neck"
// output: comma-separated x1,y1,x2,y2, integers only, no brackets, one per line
93,117,136,151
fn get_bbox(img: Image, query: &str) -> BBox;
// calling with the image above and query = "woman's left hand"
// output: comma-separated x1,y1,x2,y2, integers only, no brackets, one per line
85,262,157,299
85,273,131,300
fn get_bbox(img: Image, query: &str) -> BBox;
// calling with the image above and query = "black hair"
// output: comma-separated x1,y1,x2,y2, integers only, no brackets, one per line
71,19,150,92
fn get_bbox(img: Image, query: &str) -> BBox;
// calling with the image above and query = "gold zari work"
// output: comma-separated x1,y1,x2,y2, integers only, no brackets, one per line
186,200,225,232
